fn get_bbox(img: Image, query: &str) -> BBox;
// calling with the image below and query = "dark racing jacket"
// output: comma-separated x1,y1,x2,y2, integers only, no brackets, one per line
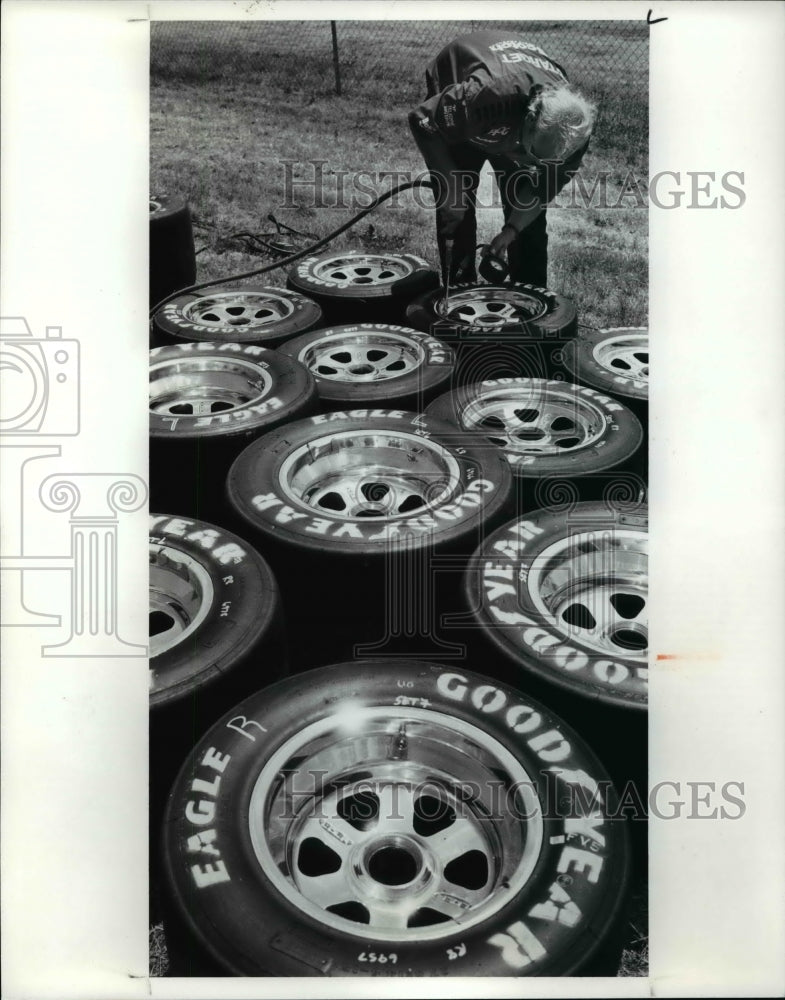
409,31,590,232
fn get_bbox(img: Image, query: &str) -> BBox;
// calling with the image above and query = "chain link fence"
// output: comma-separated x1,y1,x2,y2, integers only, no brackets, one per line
151,19,647,102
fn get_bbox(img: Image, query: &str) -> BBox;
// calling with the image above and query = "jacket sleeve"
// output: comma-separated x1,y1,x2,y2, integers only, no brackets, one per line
408,103,474,238
409,79,483,144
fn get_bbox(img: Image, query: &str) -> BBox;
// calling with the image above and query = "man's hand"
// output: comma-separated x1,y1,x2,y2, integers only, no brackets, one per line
486,224,517,262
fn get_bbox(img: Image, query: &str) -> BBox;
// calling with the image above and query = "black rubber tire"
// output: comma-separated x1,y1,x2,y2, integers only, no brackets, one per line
405,282,577,385
286,249,440,323
149,514,286,714
151,285,324,350
464,502,648,713
149,343,317,522
562,327,649,405
160,660,631,977
406,281,577,339
149,514,287,892
227,409,513,558
425,378,643,480
150,194,197,311
277,323,456,411
226,409,514,667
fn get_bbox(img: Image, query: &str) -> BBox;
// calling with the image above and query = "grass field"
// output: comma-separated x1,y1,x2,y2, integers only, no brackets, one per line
151,19,648,329
149,19,649,979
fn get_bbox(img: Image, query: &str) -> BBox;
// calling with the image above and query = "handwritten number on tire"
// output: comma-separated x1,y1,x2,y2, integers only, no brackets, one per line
358,951,397,964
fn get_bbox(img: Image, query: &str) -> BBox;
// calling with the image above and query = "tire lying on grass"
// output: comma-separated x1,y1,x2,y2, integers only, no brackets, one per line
463,502,648,793
286,249,440,323
425,377,644,502
149,514,286,716
149,342,317,523
226,409,514,667
278,323,456,411
150,194,197,311
151,286,324,350
149,514,287,876
562,327,649,408
465,502,648,712
406,282,577,384
160,660,630,977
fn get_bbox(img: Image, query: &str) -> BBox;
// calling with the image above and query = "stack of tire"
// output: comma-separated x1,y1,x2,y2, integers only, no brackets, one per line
149,244,649,978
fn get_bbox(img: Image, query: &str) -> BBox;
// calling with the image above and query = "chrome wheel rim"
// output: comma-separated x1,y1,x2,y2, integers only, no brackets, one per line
248,707,543,941
527,528,648,659
299,330,424,383
593,332,649,383
278,431,461,520
438,287,547,328
311,255,412,287
149,544,213,659
182,291,295,329
149,356,273,417
460,381,606,457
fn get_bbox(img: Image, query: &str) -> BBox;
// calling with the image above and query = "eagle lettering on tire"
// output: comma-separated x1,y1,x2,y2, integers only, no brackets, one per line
148,514,288,844
149,342,317,519
160,661,630,976
226,409,514,554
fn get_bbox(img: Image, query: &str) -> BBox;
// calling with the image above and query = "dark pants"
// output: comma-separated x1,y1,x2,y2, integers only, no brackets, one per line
430,143,549,288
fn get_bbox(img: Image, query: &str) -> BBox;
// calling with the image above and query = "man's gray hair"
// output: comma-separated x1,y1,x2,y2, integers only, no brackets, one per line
527,85,597,159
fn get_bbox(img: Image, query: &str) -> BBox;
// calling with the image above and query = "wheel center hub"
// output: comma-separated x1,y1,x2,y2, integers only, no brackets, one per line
439,287,548,328
278,430,461,521
461,383,606,456
301,330,426,385
358,836,431,898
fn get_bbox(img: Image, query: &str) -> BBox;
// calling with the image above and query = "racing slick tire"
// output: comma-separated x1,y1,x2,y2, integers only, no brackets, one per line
149,514,287,886
462,502,648,795
562,327,649,415
286,249,440,323
151,285,324,350
406,281,577,385
150,194,197,311
226,409,514,667
160,660,631,977
149,342,317,523
425,377,645,505
278,323,456,412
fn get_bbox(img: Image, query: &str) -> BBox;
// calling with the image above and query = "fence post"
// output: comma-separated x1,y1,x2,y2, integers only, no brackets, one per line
330,21,342,96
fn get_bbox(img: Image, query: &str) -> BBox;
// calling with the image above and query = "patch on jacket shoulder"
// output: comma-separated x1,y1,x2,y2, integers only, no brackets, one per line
418,116,438,133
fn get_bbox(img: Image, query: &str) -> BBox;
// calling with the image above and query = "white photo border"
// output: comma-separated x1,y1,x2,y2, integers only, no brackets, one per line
1,1,783,997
